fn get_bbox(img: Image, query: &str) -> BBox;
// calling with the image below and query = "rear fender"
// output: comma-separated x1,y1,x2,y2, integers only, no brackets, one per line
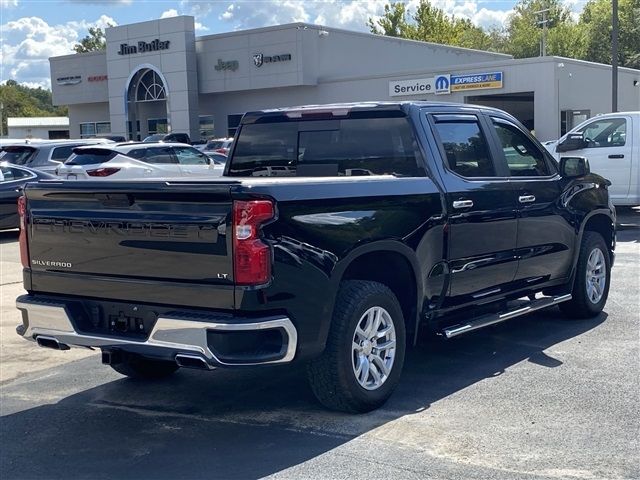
316,240,424,349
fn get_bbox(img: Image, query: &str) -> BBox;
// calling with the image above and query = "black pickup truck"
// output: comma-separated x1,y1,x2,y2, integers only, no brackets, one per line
16,102,615,412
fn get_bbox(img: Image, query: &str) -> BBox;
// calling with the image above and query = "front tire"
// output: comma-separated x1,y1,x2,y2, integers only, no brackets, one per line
110,354,180,380
560,231,611,319
307,280,406,413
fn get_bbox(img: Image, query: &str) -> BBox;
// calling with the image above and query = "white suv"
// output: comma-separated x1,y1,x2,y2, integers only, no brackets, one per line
57,142,224,180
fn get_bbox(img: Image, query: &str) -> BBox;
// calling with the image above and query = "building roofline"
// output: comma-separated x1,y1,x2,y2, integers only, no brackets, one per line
7,116,70,127
49,49,106,61
195,21,512,59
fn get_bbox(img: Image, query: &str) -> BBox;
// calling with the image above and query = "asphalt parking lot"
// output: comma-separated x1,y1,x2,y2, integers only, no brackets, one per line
1,209,638,480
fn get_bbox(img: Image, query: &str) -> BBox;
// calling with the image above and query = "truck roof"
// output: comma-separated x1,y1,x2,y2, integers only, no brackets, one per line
241,101,509,124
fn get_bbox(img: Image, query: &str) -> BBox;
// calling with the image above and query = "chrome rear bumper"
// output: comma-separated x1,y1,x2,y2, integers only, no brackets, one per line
16,295,297,367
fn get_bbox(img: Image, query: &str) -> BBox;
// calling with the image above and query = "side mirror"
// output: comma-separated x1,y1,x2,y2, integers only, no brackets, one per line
556,132,586,153
560,156,590,177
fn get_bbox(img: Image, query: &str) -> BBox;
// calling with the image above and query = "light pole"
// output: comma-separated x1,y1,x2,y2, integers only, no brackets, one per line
612,0,619,112
536,9,550,57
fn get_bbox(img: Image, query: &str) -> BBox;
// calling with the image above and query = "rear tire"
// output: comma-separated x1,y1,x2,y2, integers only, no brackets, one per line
110,355,180,380
307,280,406,413
560,231,611,319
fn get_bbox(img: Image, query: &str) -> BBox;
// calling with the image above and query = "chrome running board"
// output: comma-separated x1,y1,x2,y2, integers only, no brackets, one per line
442,294,572,339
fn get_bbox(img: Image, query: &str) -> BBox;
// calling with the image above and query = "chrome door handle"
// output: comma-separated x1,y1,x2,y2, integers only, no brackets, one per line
519,195,536,203
453,200,474,209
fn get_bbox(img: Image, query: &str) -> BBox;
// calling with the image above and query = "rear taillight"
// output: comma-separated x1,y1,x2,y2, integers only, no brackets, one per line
233,200,275,286
87,167,120,177
215,148,227,154
17,196,29,268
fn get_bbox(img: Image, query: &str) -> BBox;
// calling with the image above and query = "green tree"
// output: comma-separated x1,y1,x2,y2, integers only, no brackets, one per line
503,0,581,58
580,0,640,68
73,26,109,53
369,0,493,50
0,81,67,134
368,2,410,37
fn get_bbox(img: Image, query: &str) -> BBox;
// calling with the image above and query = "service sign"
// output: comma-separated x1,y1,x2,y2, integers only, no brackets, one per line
450,72,503,91
390,71,503,97
389,77,434,97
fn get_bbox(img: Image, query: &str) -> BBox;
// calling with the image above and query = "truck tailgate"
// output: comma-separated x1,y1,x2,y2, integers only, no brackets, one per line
24,180,238,309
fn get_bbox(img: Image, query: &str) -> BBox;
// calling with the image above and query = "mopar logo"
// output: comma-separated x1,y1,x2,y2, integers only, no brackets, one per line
434,75,451,95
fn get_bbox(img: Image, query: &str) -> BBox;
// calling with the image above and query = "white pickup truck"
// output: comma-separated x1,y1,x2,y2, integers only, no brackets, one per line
544,112,639,206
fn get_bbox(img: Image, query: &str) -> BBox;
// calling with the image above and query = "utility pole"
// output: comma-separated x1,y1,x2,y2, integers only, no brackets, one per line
612,0,619,112
536,8,550,57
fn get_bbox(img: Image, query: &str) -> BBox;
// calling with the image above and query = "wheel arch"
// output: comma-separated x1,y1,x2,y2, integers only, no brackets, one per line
580,210,615,259
329,241,423,342
569,209,615,287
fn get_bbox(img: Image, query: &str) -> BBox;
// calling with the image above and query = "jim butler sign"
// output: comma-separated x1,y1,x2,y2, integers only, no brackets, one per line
118,39,171,56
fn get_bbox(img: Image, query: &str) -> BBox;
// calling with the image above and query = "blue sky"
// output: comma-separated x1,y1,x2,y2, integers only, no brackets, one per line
0,0,586,88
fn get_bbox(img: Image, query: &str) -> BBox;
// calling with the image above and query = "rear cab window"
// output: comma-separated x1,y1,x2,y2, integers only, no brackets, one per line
227,112,426,177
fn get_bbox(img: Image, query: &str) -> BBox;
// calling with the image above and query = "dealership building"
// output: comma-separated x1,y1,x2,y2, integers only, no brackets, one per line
49,15,640,142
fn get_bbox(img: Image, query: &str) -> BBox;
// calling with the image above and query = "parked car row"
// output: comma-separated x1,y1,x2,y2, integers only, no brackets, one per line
57,143,224,180
0,139,229,229
0,138,114,175
0,139,228,179
0,163,54,229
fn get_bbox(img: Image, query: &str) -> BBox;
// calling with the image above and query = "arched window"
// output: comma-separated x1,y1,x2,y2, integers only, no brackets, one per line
136,70,166,101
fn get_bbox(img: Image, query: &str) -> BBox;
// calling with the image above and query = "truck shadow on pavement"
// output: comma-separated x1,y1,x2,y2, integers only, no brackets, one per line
1,308,606,479
0,230,18,244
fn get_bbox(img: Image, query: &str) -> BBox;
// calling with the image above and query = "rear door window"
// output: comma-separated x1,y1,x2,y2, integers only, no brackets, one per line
229,116,425,177
0,166,33,181
173,146,210,165
129,147,177,164
432,117,496,178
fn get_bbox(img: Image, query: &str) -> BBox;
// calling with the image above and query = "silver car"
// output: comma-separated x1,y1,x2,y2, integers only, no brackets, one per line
0,138,114,175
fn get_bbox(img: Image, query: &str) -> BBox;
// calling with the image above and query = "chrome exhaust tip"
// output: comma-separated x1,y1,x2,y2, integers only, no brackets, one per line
175,354,213,370
36,335,70,350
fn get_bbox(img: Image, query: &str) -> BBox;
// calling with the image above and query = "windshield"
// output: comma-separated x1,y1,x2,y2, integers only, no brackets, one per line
0,146,37,165
228,116,425,177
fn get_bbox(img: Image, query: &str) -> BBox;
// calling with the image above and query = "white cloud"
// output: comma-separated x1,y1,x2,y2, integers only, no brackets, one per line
0,15,116,89
211,0,512,33
160,8,179,19
0,0,19,8
219,4,235,21
160,7,207,30
472,8,512,29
